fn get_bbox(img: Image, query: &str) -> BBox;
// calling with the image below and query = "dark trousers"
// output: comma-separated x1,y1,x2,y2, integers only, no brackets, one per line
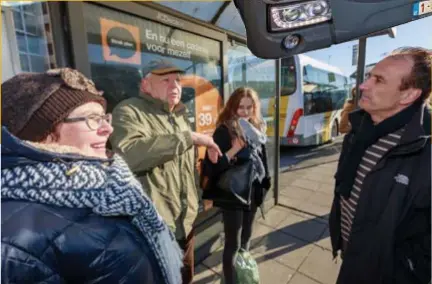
222,206,258,284
177,230,195,284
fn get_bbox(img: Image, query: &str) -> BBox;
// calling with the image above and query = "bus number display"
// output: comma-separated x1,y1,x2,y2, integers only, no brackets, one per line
198,112,213,127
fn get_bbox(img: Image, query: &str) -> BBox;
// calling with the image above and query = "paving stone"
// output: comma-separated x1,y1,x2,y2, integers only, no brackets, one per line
306,192,334,208
288,272,321,284
317,182,335,194
258,206,293,228
298,246,341,284
250,222,274,247
291,179,320,191
257,258,295,284
278,195,305,209
194,265,221,284
201,248,223,275
308,166,337,176
320,162,338,170
252,229,314,270
314,227,332,252
277,213,328,243
297,203,330,220
280,186,315,202
302,172,335,184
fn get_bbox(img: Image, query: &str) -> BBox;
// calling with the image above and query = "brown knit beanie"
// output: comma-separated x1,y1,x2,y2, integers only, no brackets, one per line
1,68,107,142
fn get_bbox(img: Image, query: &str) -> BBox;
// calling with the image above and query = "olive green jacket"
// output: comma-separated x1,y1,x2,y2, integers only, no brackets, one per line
110,93,198,240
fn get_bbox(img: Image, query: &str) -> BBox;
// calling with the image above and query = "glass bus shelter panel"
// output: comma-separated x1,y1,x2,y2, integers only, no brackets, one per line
157,1,247,37
227,43,277,206
215,1,246,37
157,1,225,22
82,3,224,213
82,3,223,112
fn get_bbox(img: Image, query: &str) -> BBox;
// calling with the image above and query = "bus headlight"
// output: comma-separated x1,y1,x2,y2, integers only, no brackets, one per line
269,0,331,32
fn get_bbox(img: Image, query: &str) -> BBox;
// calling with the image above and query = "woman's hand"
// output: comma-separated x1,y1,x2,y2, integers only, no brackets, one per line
208,148,220,164
232,137,246,151
226,137,246,161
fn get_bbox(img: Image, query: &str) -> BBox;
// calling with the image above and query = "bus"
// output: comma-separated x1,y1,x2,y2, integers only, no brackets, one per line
264,54,350,146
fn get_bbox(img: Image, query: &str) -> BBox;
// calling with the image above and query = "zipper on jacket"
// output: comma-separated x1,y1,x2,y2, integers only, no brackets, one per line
406,257,415,272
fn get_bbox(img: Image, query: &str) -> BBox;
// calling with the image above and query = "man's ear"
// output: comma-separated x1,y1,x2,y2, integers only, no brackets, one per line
400,88,422,105
140,78,151,93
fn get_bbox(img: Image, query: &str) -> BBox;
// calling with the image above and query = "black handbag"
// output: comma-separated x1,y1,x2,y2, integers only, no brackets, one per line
216,160,254,205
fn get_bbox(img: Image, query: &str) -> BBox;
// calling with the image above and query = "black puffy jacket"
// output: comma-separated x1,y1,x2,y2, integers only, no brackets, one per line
1,200,164,284
1,127,164,284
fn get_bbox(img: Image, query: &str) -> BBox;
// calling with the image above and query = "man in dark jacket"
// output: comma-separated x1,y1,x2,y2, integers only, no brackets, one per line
330,47,431,284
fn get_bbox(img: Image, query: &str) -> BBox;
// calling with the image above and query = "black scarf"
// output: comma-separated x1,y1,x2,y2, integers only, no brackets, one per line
335,100,423,198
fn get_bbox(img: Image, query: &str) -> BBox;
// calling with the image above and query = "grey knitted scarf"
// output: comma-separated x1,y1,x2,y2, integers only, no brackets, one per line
239,118,267,182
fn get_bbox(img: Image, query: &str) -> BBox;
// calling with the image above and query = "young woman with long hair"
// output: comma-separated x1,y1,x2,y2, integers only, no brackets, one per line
202,87,271,284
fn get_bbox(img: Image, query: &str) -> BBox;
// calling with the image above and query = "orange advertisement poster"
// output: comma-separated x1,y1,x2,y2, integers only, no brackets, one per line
181,74,222,162
100,18,141,65
181,75,222,211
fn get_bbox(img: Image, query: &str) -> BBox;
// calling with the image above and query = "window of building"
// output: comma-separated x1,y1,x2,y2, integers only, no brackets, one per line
9,2,55,72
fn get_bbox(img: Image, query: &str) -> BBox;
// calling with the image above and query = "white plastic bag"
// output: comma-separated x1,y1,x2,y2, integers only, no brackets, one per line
235,249,260,284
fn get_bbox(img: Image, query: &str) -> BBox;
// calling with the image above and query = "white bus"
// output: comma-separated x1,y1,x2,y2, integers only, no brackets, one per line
228,53,350,146
263,54,350,146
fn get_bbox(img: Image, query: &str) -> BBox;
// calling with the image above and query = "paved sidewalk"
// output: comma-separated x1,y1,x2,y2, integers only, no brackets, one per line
194,160,341,284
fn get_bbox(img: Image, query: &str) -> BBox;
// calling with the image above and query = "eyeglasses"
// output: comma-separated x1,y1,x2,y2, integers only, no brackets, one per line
63,113,112,130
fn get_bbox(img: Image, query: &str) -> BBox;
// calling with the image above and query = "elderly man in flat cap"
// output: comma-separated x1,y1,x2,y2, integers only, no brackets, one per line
110,59,221,284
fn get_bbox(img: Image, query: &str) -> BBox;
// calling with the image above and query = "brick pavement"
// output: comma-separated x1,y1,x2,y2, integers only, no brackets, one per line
194,160,342,284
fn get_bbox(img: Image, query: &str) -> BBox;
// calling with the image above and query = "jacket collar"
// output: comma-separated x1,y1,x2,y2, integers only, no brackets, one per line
139,92,186,114
399,104,431,142
348,103,431,153
1,127,111,169
349,103,431,139
394,105,431,155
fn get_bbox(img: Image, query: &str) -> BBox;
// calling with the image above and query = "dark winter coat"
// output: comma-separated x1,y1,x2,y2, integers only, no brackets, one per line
329,105,431,284
202,124,271,210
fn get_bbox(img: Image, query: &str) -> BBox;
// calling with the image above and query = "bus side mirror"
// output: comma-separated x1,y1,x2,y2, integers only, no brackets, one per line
233,0,430,59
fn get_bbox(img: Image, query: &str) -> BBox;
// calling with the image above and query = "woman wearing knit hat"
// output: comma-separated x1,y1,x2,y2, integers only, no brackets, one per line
1,68,183,284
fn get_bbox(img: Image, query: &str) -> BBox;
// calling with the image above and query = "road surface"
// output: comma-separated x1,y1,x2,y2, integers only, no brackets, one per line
279,136,344,171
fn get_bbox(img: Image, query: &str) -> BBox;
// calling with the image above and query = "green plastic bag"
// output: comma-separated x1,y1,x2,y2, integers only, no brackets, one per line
235,249,260,284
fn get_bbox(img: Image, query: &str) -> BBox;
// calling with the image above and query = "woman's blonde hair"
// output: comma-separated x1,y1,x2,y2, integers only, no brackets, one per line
216,87,265,138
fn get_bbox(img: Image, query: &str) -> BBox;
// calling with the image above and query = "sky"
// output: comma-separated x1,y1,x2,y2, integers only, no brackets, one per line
304,16,432,78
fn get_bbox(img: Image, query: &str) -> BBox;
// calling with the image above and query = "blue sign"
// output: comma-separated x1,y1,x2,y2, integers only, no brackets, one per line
413,2,420,16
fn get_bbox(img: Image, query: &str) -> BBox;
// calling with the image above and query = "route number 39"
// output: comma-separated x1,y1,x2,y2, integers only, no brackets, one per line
198,113,213,126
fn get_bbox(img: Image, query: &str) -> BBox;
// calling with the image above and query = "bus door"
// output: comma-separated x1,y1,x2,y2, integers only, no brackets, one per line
266,56,298,140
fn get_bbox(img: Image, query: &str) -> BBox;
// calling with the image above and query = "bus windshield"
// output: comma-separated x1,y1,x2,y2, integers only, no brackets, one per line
303,65,349,116
281,57,296,96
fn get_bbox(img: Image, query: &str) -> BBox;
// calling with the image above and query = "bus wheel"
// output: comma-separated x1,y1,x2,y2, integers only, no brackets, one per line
331,120,339,140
